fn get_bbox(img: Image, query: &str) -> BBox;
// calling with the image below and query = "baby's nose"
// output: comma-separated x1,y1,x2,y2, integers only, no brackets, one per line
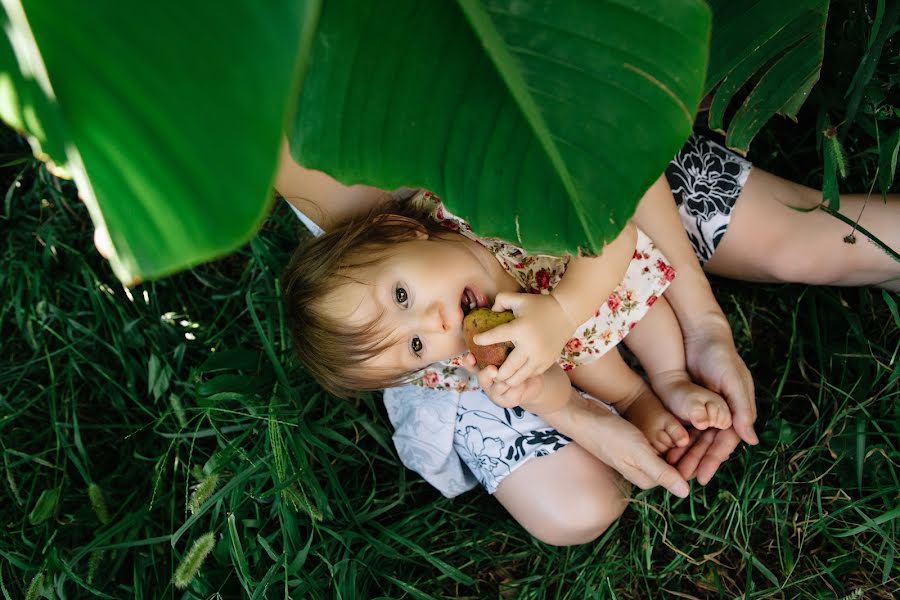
423,302,449,333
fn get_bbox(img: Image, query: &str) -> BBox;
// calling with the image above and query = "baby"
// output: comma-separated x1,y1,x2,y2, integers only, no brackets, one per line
282,190,733,455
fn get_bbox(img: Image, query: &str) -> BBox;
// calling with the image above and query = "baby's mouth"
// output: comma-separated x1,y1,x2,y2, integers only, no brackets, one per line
460,288,476,316
460,287,486,316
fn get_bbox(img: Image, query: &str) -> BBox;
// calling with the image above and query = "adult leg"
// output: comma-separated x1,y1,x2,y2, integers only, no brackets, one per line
492,443,629,546
704,168,900,291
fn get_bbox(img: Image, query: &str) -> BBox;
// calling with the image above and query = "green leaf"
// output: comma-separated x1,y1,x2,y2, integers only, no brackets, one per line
289,0,710,255
883,289,900,330
28,487,59,525
822,126,841,209
878,127,899,196
705,0,829,152
0,5,69,175
2,0,319,284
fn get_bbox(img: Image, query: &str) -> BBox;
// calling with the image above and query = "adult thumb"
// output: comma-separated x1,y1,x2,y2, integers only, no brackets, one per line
653,460,690,498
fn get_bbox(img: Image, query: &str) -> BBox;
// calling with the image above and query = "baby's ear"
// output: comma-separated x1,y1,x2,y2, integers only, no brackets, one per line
373,214,429,240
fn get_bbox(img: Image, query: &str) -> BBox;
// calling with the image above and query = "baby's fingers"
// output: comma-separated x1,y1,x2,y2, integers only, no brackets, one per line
496,348,528,383
474,364,499,390
472,321,517,347
460,352,478,373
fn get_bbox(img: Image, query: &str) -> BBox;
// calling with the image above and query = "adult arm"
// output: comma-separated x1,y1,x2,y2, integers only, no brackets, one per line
274,138,394,231
468,356,690,498
631,175,758,482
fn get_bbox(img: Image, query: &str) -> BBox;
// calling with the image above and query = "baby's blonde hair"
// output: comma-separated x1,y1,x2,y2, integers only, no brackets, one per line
281,197,447,398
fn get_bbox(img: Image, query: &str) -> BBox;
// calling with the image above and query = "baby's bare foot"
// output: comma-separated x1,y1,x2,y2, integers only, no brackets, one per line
625,391,690,454
650,370,732,431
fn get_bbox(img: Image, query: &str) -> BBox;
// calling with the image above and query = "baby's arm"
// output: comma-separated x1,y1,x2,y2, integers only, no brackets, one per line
624,294,732,431
473,223,639,385
567,349,690,453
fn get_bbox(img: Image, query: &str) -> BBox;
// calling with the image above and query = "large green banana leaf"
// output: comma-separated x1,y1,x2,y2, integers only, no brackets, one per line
288,0,710,255
0,0,317,284
2,0,710,282
704,0,829,153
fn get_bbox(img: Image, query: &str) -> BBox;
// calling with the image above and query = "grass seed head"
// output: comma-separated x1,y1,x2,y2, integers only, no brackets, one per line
187,473,220,515
87,550,103,584
88,483,111,525
169,394,188,428
172,532,216,590
25,572,44,600
282,484,323,522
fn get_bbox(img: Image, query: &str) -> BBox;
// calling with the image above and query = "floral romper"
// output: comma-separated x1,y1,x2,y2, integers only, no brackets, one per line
288,133,752,497
407,190,676,394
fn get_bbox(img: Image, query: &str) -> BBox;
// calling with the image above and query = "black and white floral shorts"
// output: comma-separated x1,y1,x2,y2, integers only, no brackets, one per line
665,134,753,264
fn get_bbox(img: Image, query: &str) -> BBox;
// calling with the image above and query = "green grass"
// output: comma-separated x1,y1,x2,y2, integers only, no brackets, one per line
2,2,899,598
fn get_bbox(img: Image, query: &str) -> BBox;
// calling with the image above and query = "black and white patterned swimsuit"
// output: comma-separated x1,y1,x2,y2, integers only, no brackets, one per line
288,133,752,498
666,134,752,263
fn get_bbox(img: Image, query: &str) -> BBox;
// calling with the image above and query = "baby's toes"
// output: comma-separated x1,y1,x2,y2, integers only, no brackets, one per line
665,419,690,448
707,397,733,430
689,402,712,431
651,432,672,454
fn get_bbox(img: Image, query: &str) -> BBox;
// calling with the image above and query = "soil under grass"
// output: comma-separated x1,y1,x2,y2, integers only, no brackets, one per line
2,3,899,598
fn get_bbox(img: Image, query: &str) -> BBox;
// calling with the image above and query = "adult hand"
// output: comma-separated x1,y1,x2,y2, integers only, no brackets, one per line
682,315,759,446
591,415,690,498
538,391,690,498
665,426,741,485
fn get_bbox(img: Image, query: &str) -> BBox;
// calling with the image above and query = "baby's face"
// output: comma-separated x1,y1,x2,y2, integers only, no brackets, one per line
328,233,505,376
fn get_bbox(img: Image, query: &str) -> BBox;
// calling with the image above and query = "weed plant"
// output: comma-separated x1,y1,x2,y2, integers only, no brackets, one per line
1,2,898,598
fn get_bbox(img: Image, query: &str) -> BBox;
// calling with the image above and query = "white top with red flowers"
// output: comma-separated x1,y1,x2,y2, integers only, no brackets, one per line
409,190,676,391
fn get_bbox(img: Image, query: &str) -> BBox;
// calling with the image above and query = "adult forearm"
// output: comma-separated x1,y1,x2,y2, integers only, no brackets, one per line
538,387,614,442
275,138,392,232
632,175,724,329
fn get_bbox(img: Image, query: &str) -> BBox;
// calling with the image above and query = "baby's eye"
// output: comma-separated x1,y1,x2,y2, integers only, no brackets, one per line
411,336,423,356
395,286,409,306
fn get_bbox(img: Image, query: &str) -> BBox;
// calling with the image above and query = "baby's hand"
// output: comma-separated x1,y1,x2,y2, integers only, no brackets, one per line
462,353,545,409
472,292,574,387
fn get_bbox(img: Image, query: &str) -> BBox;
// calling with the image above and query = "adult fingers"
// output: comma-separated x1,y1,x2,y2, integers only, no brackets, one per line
695,428,741,485
646,455,690,498
665,428,702,465
672,429,716,481
721,360,758,445
625,449,689,497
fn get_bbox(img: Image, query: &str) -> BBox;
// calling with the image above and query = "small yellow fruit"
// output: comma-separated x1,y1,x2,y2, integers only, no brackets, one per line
463,308,514,368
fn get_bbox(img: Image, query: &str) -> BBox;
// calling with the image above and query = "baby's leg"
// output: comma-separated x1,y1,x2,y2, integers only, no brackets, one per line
625,295,732,430
493,443,628,546
567,349,689,452
703,168,900,291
